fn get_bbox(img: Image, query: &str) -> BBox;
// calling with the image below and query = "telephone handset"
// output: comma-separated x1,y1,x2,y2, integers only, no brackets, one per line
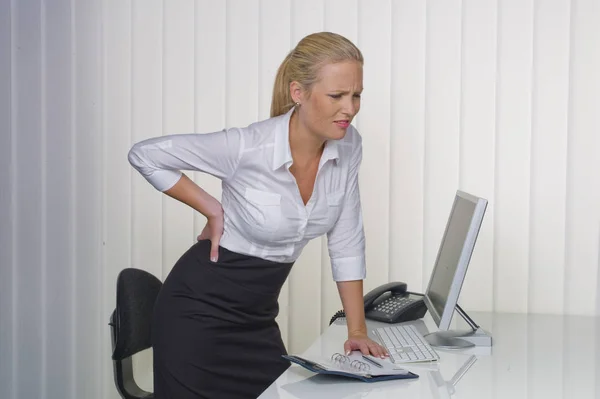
328,281,428,326
363,281,427,324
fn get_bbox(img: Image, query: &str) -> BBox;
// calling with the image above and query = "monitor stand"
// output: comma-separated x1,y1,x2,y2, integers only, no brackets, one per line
424,304,493,349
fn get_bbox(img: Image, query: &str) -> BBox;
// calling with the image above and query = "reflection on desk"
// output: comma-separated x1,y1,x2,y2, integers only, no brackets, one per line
427,354,477,399
259,312,600,399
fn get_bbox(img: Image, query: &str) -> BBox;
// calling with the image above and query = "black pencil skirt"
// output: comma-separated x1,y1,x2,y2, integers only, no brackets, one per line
151,240,294,399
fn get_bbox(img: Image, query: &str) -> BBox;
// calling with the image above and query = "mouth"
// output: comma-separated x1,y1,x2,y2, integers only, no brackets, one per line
334,120,350,129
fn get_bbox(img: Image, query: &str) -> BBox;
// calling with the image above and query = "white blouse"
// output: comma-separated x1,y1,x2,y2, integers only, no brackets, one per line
128,107,366,282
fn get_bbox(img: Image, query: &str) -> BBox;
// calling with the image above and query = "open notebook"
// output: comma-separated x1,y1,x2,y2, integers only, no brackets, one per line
282,351,419,383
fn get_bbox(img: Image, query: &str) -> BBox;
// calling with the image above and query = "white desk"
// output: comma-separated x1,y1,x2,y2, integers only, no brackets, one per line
259,312,600,398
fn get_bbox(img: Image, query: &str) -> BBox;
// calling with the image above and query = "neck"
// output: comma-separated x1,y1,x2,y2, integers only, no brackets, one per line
288,109,325,165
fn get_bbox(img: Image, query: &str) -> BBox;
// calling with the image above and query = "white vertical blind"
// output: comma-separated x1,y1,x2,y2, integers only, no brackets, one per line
458,0,497,311
389,0,426,290
566,0,600,316
15,2,44,399
528,0,571,314
494,0,534,313
0,0,12,391
0,4,13,399
357,0,392,289
0,0,599,397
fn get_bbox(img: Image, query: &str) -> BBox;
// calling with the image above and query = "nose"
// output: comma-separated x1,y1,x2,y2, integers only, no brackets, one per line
343,97,359,117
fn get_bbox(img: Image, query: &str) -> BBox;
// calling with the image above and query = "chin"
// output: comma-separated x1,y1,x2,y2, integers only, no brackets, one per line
328,129,348,141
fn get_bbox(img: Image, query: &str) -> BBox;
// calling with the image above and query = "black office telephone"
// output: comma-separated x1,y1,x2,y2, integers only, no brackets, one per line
329,281,428,325
363,282,427,323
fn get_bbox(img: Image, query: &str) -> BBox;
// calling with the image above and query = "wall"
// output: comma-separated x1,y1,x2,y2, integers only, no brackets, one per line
0,0,599,397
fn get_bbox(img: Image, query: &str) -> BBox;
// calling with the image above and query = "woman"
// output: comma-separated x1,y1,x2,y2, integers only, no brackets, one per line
128,31,388,399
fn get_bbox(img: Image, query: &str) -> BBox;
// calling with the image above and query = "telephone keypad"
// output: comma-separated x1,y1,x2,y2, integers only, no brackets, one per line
375,296,416,315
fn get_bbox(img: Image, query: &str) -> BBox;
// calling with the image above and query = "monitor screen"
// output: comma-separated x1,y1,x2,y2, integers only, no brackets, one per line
424,191,487,330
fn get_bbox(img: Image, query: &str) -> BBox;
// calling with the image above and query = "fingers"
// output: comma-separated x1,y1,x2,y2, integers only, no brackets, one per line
369,342,388,359
366,339,387,358
359,341,370,356
346,338,389,359
344,342,352,356
210,235,220,262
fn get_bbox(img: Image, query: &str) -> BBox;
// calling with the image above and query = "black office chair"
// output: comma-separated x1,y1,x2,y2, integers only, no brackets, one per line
109,268,162,399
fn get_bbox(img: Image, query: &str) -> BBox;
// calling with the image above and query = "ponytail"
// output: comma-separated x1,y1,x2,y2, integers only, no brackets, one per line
270,52,295,118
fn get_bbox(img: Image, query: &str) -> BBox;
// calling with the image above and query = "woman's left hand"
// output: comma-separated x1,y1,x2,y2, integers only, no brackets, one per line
344,333,389,359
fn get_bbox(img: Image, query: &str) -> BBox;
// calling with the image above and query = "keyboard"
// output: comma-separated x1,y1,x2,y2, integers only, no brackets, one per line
373,324,440,363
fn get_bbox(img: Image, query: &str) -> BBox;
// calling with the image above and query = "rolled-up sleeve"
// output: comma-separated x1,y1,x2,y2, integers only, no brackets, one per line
127,128,243,192
326,135,366,282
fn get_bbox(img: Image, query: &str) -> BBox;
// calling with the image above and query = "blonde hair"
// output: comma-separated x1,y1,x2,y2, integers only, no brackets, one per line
270,32,363,118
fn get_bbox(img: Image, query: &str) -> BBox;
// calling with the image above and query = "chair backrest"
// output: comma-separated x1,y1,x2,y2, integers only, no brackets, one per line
109,268,162,399
112,268,162,361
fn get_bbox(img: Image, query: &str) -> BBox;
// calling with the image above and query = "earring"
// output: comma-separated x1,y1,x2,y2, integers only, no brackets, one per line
295,101,301,107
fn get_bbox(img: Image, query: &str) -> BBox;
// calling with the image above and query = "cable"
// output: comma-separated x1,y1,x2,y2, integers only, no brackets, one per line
329,309,346,325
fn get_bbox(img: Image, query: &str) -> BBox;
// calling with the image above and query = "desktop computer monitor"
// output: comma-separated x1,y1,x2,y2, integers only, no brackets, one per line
422,190,492,349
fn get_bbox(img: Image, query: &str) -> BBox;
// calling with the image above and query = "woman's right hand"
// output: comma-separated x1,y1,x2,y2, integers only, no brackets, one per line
197,203,224,262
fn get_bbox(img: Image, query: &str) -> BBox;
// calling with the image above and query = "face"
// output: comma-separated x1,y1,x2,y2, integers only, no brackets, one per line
291,60,363,141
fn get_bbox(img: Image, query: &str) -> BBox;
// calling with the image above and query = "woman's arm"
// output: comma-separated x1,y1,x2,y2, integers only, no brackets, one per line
336,280,387,358
336,280,367,336
128,128,242,191
162,174,224,261
163,173,222,219
327,131,387,358
128,129,242,260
